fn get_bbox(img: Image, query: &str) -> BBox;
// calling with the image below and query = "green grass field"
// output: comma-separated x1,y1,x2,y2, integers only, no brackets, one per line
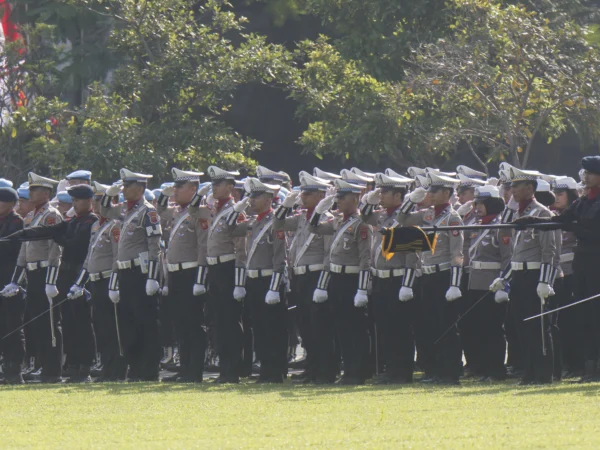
1,379,600,449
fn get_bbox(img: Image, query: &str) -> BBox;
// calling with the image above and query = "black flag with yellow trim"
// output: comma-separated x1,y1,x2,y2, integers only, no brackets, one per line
380,226,438,260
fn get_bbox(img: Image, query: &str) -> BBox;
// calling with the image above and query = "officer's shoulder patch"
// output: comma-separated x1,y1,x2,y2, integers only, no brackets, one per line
360,225,369,240
451,229,460,237
200,219,208,230
502,236,511,245
112,227,120,243
147,210,159,224
276,230,285,240
45,215,57,225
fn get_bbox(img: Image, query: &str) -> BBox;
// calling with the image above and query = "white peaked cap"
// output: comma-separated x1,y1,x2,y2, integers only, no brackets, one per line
207,166,240,180
313,167,341,181
120,168,152,182
172,168,203,182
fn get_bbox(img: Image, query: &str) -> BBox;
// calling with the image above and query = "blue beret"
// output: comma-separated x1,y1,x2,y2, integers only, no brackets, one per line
582,156,600,175
57,191,73,203
66,170,92,181
119,193,125,203
68,184,94,199
152,189,162,198
17,187,29,200
0,178,13,188
0,187,18,203
144,189,155,202
160,182,174,189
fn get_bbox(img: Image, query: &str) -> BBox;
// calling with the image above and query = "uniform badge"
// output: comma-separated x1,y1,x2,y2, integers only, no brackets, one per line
451,229,460,237
470,232,478,239
276,230,285,240
200,219,208,230
502,236,511,245
112,228,121,243
360,227,368,240
46,216,56,225
148,211,159,224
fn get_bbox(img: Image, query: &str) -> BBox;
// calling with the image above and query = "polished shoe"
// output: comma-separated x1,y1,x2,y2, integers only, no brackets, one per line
436,377,461,386
175,375,203,383
335,376,364,386
419,375,440,384
213,376,239,384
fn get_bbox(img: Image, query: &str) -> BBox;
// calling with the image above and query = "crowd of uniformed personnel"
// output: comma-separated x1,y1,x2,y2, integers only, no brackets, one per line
1,156,600,386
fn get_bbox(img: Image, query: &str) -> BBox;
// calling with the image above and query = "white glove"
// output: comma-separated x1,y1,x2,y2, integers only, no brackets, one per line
197,184,212,197
366,188,381,205
193,284,206,296
109,290,120,304
354,289,369,308
445,286,462,302
66,207,76,218
233,197,250,213
315,195,336,214
162,186,175,197
45,284,59,302
495,290,509,303
265,290,281,305
146,279,160,296
326,186,336,197
486,177,499,187
0,283,20,298
282,191,299,208
106,183,122,197
457,200,473,217
536,282,553,299
233,286,246,301
161,286,169,296
206,194,215,208
67,284,84,300
507,196,518,211
313,288,328,303
489,277,506,293
408,187,428,204
399,286,414,302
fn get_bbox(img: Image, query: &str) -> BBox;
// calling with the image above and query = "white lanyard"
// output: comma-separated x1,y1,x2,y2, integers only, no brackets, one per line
330,217,359,258
247,219,274,266
168,211,190,246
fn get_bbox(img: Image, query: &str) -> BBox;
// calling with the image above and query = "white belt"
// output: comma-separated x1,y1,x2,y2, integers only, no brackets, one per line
293,264,324,275
470,261,502,270
117,258,141,270
371,268,405,279
167,262,199,272
206,254,236,265
560,253,574,263
422,262,451,274
89,270,112,282
511,261,542,271
247,269,273,279
330,264,360,274
26,261,49,271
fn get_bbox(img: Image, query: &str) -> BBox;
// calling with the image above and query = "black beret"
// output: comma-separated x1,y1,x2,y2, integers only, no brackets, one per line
67,184,94,200
0,187,18,203
582,156,600,175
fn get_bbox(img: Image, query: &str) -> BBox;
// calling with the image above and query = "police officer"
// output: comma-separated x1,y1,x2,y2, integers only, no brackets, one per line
397,171,464,385
310,179,373,385
0,187,25,384
274,172,334,383
491,167,556,385
157,168,207,383
229,178,288,383
101,169,162,382
361,172,416,384
1,173,63,383
188,166,246,384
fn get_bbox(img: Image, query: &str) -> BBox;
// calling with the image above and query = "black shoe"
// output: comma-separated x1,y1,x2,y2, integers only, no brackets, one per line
290,370,311,380
437,377,461,386
175,375,203,383
314,378,335,385
214,376,239,384
292,376,314,384
162,374,180,383
373,374,412,385
517,379,535,386
335,376,364,386
40,376,64,384
419,375,440,384
69,375,93,384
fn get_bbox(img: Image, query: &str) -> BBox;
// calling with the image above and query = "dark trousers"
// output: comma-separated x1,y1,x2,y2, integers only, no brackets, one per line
329,273,370,381
117,267,160,381
168,268,207,380
465,289,507,378
25,269,63,377
310,291,337,383
420,271,462,380
511,270,553,383
245,276,288,380
90,278,127,380
159,292,175,348
556,274,583,373
0,291,26,366
207,260,243,380
573,253,600,367
371,275,415,381
459,272,478,372
241,299,254,377
293,271,321,377
411,277,428,372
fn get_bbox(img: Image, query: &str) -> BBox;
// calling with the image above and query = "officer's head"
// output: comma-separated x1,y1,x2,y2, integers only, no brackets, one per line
511,180,536,202
211,179,235,200
554,188,578,211
457,186,475,205
122,180,146,202
336,192,360,214
300,189,326,209
0,187,18,217
249,191,273,214
379,187,407,208
475,197,505,217
68,185,94,216
428,186,453,206
174,180,199,206
29,186,52,207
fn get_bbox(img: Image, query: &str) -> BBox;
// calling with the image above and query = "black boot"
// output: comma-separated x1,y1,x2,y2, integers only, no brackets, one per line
576,360,599,383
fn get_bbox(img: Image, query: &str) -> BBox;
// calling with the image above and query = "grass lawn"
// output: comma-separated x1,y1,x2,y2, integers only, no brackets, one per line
1,379,600,449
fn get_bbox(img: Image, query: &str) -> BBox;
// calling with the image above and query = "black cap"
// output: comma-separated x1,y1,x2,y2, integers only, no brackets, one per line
0,187,19,203
582,156,600,175
67,184,94,200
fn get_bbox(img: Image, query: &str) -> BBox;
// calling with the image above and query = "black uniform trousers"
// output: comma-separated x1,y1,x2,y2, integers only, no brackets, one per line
459,272,479,374
293,271,321,378
555,274,583,373
245,276,288,381
207,260,243,380
573,252,600,369
371,275,415,381
549,277,563,380
0,269,26,368
168,268,207,381
411,277,429,373
511,270,553,383
465,289,507,379
89,278,127,380
26,268,63,378
59,268,96,369
117,267,160,381
329,273,370,382
420,270,462,381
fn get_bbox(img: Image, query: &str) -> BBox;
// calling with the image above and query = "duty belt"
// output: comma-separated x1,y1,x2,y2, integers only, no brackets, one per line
206,254,235,265
246,269,274,278
89,270,112,282
26,261,49,271
117,258,141,270
167,262,199,272
470,261,502,270
330,263,360,274
510,261,542,271
371,268,405,279
422,262,451,274
293,264,324,275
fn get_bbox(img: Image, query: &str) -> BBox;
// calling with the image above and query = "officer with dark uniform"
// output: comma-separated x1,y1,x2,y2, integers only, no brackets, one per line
2,173,63,383
157,168,207,383
310,178,373,385
101,169,162,382
0,186,25,384
229,178,288,383
188,166,247,384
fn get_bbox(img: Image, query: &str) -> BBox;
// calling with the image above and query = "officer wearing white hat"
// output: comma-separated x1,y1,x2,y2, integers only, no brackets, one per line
100,168,163,381
396,171,464,385
274,171,334,383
